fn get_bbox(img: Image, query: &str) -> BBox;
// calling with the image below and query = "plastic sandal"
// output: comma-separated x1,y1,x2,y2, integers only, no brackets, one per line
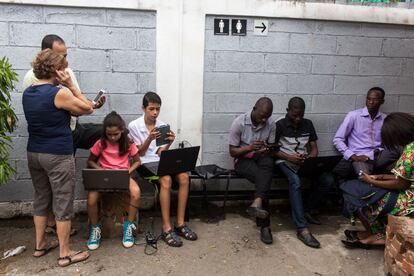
161,229,183,247
33,240,59,258
174,224,198,241
57,250,89,267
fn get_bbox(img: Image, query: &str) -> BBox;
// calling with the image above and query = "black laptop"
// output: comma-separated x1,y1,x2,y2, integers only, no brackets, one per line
82,169,130,191
144,146,200,176
297,155,342,177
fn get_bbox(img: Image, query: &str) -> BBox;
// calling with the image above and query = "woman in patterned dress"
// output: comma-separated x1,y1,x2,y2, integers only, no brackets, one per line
343,112,414,248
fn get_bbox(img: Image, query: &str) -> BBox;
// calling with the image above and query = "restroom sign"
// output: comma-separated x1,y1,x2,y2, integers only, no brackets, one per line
214,18,229,35
254,19,268,36
231,19,247,36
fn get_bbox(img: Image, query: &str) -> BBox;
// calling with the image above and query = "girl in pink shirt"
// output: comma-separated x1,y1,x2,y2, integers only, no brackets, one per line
86,111,141,250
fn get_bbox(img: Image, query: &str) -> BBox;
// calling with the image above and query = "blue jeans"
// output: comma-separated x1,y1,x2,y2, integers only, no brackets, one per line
277,162,335,230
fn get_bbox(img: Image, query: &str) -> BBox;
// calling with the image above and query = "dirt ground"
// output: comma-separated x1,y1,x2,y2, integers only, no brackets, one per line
0,204,385,276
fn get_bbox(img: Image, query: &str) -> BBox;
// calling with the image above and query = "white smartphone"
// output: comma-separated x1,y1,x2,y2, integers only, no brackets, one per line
92,89,105,105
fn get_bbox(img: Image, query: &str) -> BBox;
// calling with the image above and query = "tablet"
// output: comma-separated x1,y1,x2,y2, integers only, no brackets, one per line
156,124,170,146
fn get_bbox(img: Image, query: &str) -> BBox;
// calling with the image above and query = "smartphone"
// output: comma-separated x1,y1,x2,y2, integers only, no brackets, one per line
92,89,106,105
155,124,170,146
264,143,281,151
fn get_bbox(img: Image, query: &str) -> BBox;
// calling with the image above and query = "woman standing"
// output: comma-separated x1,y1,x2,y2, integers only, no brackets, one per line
23,49,92,267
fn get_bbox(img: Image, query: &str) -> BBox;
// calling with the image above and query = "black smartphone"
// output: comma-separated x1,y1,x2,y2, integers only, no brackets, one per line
264,143,281,151
155,124,170,146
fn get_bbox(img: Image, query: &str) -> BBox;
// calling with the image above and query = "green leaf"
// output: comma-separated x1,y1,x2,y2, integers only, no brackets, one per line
0,56,18,185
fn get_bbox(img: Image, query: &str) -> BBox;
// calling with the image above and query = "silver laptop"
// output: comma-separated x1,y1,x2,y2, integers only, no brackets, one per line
82,169,130,191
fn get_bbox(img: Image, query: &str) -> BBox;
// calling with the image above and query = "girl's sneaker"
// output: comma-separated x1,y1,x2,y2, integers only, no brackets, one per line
122,221,136,248
87,224,102,250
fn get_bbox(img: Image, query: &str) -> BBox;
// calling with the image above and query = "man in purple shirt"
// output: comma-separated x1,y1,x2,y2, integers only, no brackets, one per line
333,87,400,177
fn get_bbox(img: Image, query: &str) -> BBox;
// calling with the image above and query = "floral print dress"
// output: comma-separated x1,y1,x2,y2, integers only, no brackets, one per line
374,142,414,217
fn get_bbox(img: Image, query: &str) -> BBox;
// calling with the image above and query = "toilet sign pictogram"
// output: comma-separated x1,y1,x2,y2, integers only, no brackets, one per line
214,18,229,35
231,19,247,36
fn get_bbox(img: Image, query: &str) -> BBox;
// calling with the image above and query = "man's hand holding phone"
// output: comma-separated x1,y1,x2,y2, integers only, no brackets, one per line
92,89,106,109
288,152,306,164
250,140,265,152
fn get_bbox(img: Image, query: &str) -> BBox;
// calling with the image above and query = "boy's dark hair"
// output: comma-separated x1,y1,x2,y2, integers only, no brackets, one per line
142,91,162,108
288,97,305,110
41,34,65,50
101,111,129,156
368,87,385,99
381,112,414,150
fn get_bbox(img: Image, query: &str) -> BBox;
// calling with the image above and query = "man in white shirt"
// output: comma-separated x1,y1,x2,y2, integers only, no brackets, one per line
22,34,105,151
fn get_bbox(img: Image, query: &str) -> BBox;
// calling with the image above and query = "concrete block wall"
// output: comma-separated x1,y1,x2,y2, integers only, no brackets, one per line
203,17,414,168
0,4,156,201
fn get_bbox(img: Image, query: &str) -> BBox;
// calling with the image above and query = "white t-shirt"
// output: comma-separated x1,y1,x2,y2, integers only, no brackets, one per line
128,115,168,164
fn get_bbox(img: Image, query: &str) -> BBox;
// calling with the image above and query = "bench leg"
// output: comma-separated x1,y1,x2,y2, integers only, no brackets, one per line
202,179,210,217
184,202,190,222
222,176,230,218
184,178,192,222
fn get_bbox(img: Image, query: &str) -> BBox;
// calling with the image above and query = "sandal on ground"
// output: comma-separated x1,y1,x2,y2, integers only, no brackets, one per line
174,224,198,241
33,240,59,258
341,233,385,249
57,250,90,267
344,229,360,241
45,225,77,237
161,229,183,247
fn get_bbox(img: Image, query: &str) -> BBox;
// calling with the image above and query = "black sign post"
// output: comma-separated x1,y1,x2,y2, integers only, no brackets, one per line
214,18,229,35
231,19,247,36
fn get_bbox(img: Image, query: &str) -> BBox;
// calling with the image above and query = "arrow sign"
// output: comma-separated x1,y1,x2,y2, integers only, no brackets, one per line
254,19,268,36
255,22,266,33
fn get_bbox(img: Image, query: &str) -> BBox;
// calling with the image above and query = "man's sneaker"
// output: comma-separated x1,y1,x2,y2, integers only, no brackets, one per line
122,220,136,248
87,224,102,250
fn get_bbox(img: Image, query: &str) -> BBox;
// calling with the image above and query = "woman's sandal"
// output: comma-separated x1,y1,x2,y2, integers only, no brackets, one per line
33,240,59,258
161,229,183,247
174,224,198,241
344,229,360,241
342,233,385,249
57,250,90,267
45,225,77,237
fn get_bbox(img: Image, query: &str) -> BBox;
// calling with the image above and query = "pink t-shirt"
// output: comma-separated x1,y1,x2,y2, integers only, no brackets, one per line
90,139,138,170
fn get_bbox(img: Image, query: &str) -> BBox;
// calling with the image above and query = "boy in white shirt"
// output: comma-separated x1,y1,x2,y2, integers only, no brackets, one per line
128,92,197,247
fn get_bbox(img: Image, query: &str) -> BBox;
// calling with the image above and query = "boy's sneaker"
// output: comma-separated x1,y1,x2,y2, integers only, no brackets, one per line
87,224,102,250
122,220,136,248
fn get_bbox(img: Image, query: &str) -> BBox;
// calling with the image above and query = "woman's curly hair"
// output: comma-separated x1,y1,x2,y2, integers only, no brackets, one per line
32,48,68,80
